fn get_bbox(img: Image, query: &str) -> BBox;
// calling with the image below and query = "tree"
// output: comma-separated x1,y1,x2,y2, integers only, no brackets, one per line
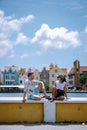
13,82,19,85
0,81,3,85
80,72,87,85
40,80,49,91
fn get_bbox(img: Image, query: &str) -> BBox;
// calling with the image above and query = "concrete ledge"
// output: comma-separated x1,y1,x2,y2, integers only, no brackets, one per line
0,97,87,123
0,97,87,103
56,102,87,123
0,102,44,123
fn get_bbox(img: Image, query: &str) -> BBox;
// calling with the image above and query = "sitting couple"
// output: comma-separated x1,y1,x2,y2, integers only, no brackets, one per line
23,70,68,102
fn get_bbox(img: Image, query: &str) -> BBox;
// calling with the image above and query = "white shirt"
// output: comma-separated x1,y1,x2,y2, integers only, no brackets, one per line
55,80,66,90
24,79,44,96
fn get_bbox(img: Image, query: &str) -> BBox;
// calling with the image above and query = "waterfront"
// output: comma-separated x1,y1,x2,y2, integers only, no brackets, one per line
0,92,87,98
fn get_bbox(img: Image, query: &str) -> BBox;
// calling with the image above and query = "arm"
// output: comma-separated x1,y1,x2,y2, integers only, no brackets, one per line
38,81,48,98
64,86,68,99
42,88,48,98
23,91,27,103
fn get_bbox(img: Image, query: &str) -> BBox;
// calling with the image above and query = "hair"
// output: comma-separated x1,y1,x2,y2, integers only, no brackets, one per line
58,74,66,82
62,77,66,82
27,72,34,77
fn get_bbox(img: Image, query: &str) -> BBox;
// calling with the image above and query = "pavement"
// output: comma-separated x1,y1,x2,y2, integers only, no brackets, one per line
0,123,87,130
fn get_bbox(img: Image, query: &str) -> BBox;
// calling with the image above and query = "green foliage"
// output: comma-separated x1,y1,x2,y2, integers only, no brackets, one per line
40,80,49,91
0,81,3,85
13,82,19,85
80,72,87,84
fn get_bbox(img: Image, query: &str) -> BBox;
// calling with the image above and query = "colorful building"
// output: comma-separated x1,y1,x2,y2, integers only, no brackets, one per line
0,70,3,85
49,64,67,91
68,60,87,88
19,68,27,85
3,66,19,85
40,67,49,91
34,69,40,80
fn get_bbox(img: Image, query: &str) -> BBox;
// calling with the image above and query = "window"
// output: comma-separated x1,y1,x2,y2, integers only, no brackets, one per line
51,74,54,77
5,75,10,79
52,81,55,85
11,75,15,80
20,80,22,84
69,81,73,85
55,69,57,73
69,75,73,79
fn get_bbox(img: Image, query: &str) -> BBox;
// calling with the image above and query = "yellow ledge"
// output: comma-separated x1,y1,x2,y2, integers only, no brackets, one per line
0,97,87,123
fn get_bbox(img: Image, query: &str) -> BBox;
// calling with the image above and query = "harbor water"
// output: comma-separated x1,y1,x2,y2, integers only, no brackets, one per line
0,92,87,98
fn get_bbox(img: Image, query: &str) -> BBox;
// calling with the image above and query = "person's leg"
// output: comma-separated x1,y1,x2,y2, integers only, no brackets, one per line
56,96,64,100
52,87,57,98
50,88,57,102
51,90,65,102
29,94,41,100
34,95,42,100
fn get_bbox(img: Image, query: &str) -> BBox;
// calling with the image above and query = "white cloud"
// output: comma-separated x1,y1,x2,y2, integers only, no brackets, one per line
35,51,42,55
20,15,34,23
32,24,80,51
0,10,34,58
84,27,87,33
16,32,30,45
0,39,14,58
0,10,34,32
20,53,29,59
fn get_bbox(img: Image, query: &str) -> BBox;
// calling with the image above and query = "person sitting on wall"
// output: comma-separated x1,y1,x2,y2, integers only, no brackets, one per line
51,74,68,102
22,70,50,102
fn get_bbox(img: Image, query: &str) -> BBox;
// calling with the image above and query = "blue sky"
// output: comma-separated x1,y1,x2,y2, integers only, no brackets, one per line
0,0,87,72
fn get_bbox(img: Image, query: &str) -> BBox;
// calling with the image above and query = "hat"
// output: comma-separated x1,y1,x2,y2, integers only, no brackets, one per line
57,73,64,79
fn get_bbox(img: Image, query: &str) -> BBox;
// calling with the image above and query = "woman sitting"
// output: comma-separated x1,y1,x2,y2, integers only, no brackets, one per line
51,74,68,101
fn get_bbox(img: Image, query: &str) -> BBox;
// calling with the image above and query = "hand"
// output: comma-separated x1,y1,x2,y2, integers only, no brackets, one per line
46,96,52,100
22,99,26,103
66,97,70,100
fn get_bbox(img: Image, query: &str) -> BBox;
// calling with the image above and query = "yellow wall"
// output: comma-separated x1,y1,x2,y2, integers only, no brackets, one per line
0,102,44,123
56,103,87,122
0,102,87,123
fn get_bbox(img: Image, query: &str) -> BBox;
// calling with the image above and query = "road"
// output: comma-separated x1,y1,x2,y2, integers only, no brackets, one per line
0,123,87,130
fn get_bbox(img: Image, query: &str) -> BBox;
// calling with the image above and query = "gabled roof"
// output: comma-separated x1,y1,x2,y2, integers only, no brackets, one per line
60,68,67,76
4,66,19,71
80,66,87,74
68,66,87,75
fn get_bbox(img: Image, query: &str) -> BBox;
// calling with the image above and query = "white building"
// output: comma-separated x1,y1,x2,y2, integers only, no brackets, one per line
19,74,27,85
0,70,3,84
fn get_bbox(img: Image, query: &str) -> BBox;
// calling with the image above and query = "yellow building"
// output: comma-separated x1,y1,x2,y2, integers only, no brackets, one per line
49,64,67,91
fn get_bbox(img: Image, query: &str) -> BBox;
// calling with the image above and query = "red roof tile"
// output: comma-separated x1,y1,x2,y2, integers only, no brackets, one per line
60,68,67,76
69,66,87,74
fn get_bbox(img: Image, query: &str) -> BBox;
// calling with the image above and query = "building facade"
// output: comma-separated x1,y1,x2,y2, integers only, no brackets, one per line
19,68,27,85
68,60,87,88
0,70,3,85
3,66,19,85
34,69,40,81
40,67,49,90
49,64,67,91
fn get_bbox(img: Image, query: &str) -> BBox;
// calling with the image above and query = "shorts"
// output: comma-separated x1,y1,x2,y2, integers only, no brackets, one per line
56,89,64,97
27,87,39,100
